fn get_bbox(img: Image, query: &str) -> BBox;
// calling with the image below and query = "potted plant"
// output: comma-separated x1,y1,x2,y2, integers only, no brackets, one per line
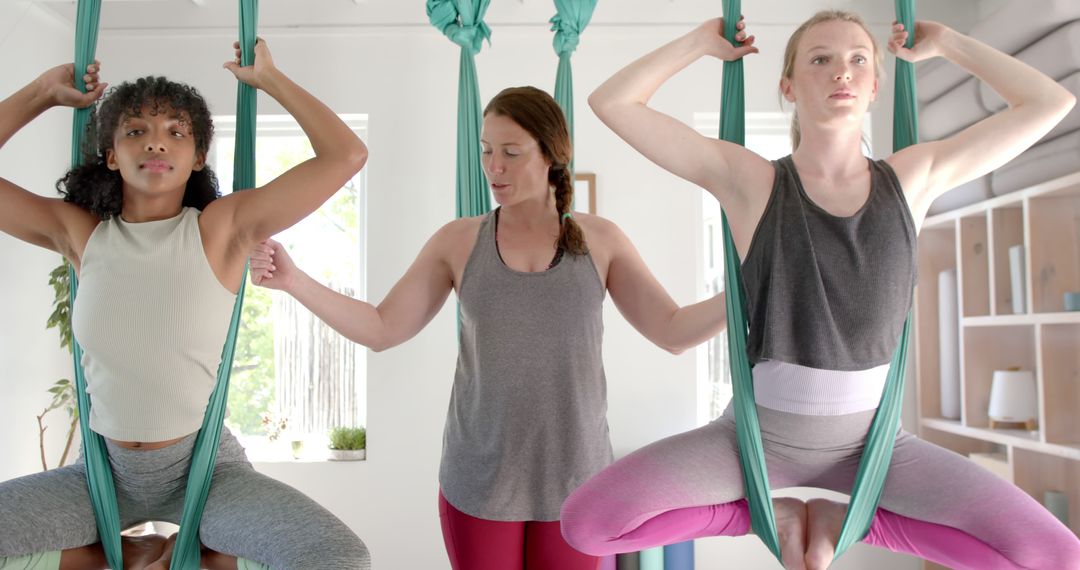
36,260,79,471
328,426,366,461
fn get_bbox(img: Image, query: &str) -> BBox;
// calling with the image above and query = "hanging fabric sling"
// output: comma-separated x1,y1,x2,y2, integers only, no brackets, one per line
551,0,598,177
427,0,493,220
718,0,918,565
68,1,263,568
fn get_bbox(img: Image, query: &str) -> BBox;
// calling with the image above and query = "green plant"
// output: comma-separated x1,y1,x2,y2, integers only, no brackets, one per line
37,259,79,471
328,426,366,450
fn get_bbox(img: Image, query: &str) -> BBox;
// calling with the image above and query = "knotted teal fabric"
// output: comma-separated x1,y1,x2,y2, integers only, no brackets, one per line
428,0,492,55
427,0,492,219
550,0,596,56
68,3,123,568
718,0,918,565
551,0,597,176
68,1,258,568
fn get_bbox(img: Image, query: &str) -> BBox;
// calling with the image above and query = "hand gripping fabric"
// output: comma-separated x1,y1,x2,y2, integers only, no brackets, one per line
67,1,259,568
717,0,918,565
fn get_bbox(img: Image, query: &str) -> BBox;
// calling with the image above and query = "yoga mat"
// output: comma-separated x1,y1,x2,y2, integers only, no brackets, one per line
980,20,1080,105
663,540,694,570
928,175,992,215
939,269,961,420
616,552,640,570
640,547,664,570
917,0,1080,104
992,128,1080,196
601,555,617,570
920,77,987,141
1009,245,1026,314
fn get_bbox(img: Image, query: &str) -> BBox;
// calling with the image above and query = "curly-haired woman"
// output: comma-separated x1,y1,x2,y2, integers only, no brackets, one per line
0,40,370,569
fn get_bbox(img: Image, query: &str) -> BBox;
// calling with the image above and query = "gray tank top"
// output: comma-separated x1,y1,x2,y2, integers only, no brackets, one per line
741,156,917,371
439,210,612,521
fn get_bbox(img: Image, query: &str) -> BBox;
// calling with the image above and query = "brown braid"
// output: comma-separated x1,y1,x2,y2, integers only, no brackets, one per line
550,164,587,255
485,86,588,256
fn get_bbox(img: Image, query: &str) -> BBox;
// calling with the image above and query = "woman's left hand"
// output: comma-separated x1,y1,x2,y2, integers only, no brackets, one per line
223,37,277,88
889,20,952,63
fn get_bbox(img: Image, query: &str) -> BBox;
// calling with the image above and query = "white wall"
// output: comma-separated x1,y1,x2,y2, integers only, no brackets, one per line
0,2,83,482
0,2,984,568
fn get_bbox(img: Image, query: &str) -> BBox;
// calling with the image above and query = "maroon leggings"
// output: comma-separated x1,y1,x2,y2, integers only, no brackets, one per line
438,491,601,570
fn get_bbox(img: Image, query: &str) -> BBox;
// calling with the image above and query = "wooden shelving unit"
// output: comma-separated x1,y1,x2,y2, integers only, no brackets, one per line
915,172,1080,569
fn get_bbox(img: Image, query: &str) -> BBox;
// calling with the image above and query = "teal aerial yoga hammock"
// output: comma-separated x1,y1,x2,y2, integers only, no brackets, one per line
427,0,493,219
551,0,598,176
719,0,918,565
68,1,261,568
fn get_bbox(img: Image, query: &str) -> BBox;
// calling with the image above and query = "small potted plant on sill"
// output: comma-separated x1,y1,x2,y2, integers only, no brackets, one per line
328,426,366,461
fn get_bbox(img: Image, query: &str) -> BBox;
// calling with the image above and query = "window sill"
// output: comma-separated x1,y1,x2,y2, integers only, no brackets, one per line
235,434,367,464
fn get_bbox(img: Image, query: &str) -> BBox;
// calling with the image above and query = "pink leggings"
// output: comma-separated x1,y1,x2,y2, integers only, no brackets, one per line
439,491,601,570
560,406,1080,570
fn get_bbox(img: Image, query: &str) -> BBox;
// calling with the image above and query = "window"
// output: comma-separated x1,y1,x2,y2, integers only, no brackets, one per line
210,114,368,453
694,111,872,423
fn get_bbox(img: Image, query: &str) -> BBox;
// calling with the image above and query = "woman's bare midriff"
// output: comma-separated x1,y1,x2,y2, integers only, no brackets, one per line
108,436,186,450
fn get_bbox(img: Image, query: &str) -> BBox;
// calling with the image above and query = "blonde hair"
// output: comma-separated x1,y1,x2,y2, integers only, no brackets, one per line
780,10,884,149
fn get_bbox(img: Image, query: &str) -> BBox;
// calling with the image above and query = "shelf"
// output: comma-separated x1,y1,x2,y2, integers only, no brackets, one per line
917,169,1080,545
989,206,1024,316
962,326,1035,428
923,170,1080,229
959,214,990,317
964,312,1080,326
1028,193,1080,313
922,418,1080,462
1014,449,1080,535
1042,323,1080,447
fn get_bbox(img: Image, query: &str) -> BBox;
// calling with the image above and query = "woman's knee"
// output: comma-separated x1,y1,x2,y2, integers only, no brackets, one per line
272,533,370,570
560,483,621,556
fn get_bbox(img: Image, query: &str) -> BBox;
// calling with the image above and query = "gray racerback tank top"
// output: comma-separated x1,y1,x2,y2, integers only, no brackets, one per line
741,156,917,371
439,209,613,521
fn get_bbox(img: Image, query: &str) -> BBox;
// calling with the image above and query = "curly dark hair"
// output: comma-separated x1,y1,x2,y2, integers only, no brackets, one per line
56,76,220,220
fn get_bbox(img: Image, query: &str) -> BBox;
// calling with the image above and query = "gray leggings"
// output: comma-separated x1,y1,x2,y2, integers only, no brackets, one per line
0,429,370,570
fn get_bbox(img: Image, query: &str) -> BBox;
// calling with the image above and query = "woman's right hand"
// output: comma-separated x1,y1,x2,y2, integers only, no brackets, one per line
250,238,298,291
36,61,106,108
693,17,758,61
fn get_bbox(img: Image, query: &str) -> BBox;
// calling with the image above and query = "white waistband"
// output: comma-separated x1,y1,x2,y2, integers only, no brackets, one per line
752,360,889,416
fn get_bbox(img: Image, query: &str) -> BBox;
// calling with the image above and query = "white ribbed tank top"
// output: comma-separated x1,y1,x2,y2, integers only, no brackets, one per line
72,207,236,442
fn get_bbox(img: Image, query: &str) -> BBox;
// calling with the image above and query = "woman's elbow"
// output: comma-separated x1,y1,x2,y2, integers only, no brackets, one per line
660,340,687,356
345,141,369,174
587,90,613,121
1061,90,1077,114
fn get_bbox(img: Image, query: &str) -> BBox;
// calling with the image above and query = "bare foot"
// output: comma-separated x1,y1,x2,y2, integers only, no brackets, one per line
806,498,846,570
121,534,168,570
144,533,177,570
774,497,808,570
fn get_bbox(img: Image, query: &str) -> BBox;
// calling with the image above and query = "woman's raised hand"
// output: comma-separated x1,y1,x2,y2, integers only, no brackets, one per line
36,61,106,108
694,17,759,61
223,37,278,89
889,20,951,63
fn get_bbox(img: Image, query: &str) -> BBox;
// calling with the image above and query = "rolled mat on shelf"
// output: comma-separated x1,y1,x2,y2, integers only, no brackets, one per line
992,128,1080,196
918,0,1080,104
928,175,992,216
939,268,961,420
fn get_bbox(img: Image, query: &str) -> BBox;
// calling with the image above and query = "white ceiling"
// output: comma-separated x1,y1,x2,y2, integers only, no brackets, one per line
32,0,1000,32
